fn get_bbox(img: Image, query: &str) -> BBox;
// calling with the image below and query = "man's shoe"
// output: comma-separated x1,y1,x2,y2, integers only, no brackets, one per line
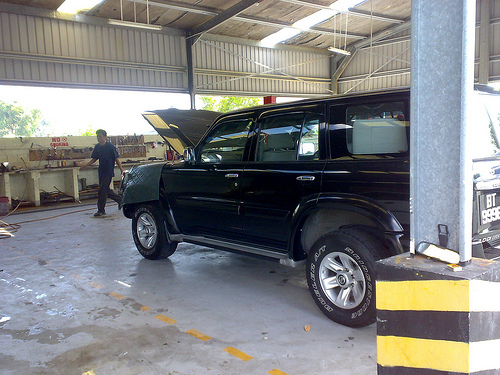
94,211,105,217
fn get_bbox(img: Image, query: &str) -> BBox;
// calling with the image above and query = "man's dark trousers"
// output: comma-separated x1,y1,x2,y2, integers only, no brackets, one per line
97,175,121,213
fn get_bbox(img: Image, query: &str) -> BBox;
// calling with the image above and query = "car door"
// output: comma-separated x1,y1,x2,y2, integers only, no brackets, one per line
166,115,253,240
239,107,326,251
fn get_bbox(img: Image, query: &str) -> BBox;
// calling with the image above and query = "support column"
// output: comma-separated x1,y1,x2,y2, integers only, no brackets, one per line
0,172,11,208
377,254,500,374
410,0,476,262
27,170,40,206
375,1,500,374
64,168,80,202
186,39,196,109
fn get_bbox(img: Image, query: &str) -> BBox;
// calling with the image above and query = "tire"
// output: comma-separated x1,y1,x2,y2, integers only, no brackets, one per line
306,228,381,327
132,204,178,260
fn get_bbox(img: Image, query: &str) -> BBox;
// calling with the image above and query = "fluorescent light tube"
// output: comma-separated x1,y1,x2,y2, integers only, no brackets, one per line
328,46,351,55
108,19,162,30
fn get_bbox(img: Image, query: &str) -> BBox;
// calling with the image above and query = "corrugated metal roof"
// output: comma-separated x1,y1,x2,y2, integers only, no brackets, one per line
0,0,411,51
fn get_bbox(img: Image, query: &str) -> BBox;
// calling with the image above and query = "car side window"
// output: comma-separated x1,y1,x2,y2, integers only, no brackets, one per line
256,113,321,162
256,113,303,162
328,101,408,159
346,102,408,155
199,119,252,163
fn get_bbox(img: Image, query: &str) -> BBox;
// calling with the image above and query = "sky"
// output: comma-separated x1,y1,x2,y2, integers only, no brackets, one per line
0,85,192,136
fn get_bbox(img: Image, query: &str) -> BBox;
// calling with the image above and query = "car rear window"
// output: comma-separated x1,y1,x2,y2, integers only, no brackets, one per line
329,101,408,159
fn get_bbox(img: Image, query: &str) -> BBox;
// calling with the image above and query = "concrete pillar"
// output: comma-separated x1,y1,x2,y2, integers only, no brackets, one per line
410,0,476,263
0,173,11,208
375,1,500,374
27,170,40,206
64,168,80,202
377,254,500,374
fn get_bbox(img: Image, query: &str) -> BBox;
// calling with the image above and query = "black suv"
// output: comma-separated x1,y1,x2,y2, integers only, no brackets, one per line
121,87,500,327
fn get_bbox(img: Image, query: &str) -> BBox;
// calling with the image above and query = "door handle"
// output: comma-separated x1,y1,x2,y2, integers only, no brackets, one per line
296,175,315,181
225,173,239,179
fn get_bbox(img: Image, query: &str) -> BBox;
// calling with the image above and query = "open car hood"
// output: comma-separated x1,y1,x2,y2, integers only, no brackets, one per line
142,108,221,154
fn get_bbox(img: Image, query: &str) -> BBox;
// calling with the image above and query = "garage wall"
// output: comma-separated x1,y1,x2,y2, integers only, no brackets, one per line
338,0,500,94
0,8,187,92
338,29,411,94
1,2,498,98
481,0,500,82
194,36,332,97
0,5,333,98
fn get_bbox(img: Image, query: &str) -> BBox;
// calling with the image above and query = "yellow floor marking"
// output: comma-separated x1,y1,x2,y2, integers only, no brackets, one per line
89,282,103,289
71,274,85,280
109,291,126,300
186,329,212,341
140,305,151,312
223,347,253,361
155,314,177,325
269,369,289,375
82,370,96,375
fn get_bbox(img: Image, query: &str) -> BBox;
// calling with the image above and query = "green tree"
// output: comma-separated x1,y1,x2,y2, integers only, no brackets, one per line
77,126,96,136
0,100,47,137
200,96,262,113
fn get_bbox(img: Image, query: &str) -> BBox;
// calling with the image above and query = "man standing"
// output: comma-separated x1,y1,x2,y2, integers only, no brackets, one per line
80,129,124,217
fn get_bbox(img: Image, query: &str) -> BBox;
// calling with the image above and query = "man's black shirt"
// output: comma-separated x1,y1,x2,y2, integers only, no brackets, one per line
91,142,119,180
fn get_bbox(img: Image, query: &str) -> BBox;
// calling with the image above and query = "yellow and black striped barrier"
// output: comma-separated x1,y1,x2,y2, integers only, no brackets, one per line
376,253,500,375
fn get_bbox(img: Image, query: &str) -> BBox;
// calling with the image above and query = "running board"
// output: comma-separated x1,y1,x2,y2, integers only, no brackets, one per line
173,234,296,263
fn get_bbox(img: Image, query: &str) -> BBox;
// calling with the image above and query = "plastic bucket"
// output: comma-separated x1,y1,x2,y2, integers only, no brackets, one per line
0,196,9,216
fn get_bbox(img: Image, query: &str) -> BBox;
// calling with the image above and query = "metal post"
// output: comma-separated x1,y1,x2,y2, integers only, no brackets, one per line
410,0,476,264
186,38,196,109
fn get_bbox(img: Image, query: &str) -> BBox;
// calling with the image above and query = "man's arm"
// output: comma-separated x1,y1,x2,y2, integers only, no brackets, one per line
116,158,124,174
79,158,97,169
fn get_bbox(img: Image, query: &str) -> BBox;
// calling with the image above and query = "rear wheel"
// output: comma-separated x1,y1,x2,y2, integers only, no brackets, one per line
306,228,382,327
132,204,177,260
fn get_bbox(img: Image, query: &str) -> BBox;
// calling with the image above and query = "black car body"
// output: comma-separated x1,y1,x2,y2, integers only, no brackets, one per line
121,87,500,327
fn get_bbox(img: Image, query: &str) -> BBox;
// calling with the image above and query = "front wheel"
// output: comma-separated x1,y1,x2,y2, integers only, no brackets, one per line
132,204,178,260
306,228,381,327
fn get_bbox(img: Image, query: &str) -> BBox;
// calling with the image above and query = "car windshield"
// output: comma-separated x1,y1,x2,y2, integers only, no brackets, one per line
472,89,500,161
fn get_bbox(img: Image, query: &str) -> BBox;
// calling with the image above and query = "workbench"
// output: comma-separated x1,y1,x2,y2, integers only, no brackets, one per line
0,167,79,208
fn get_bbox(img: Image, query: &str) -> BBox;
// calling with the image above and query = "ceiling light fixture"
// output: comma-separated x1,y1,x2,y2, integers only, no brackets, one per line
108,19,162,30
328,46,351,55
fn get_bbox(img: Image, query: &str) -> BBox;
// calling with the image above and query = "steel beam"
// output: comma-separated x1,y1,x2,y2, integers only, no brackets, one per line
187,0,262,43
279,0,405,24
186,39,196,109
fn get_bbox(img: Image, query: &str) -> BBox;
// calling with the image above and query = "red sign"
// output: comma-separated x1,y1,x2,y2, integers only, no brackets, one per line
50,137,69,147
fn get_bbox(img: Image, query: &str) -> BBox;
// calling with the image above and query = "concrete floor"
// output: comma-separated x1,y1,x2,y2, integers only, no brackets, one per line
0,202,377,375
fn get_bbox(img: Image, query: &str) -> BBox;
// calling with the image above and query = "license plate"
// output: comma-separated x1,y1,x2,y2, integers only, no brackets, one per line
479,192,500,225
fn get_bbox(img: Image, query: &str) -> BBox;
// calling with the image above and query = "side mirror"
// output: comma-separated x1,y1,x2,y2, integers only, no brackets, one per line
183,147,195,164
